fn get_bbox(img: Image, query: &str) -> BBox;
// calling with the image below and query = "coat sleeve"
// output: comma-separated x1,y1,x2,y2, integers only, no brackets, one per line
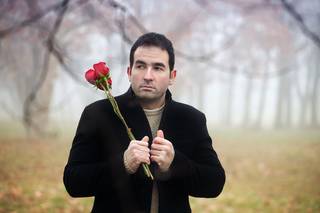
168,113,225,198
63,105,129,197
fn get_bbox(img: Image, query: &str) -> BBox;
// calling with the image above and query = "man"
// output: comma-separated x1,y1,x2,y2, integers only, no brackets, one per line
64,32,225,213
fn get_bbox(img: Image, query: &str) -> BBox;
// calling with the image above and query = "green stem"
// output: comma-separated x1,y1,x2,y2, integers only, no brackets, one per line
99,81,153,180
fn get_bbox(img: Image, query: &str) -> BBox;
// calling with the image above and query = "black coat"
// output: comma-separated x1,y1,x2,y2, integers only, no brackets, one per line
63,88,225,213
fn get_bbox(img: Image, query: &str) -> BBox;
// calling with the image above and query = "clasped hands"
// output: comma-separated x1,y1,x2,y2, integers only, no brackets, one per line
124,130,174,174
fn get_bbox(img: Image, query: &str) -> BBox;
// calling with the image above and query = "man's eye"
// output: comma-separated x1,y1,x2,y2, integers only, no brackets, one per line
154,66,163,71
136,65,145,69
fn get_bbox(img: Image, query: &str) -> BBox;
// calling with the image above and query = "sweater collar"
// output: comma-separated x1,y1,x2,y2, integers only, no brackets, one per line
115,87,172,141
117,87,172,110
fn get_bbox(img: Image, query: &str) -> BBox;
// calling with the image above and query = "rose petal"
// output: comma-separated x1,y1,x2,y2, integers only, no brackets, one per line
93,62,109,77
85,69,97,84
108,78,112,86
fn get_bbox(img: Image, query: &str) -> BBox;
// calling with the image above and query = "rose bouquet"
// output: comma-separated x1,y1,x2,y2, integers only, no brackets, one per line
85,62,153,179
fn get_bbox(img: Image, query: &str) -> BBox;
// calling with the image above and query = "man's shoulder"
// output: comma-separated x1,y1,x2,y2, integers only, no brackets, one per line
84,99,111,112
169,100,205,118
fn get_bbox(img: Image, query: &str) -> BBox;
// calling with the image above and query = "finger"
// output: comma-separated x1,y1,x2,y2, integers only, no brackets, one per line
140,152,151,164
132,150,150,163
151,143,166,151
157,130,164,138
129,142,147,153
140,154,151,164
152,136,166,144
136,145,150,152
150,156,163,166
132,149,149,158
135,140,149,147
132,156,150,166
130,140,147,145
150,150,163,157
141,136,149,142
153,138,171,147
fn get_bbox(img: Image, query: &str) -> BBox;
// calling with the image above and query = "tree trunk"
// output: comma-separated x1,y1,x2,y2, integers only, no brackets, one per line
274,70,291,129
255,66,268,129
224,70,236,126
310,48,320,127
242,77,253,128
298,66,312,128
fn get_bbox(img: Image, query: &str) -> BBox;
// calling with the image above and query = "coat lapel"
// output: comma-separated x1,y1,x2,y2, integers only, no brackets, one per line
116,88,153,142
115,87,173,143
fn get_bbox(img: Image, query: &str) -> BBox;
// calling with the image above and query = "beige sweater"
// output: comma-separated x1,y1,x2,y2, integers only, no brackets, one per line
144,105,164,213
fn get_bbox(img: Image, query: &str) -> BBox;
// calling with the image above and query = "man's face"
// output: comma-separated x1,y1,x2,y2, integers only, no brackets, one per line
127,46,176,109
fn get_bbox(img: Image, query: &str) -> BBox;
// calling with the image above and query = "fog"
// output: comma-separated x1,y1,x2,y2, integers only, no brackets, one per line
1,1,320,212
0,0,319,135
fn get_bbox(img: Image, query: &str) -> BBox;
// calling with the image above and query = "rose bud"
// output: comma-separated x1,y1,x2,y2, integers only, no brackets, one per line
93,62,110,77
108,78,112,87
85,69,97,84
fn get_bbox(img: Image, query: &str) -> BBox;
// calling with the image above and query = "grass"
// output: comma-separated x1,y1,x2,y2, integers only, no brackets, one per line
190,129,320,213
0,129,319,212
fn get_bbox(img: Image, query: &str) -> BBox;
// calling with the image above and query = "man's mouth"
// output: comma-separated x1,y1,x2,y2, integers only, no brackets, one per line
140,85,154,90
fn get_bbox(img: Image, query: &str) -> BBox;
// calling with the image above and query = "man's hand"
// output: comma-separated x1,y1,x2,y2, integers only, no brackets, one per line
150,130,175,172
124,136,150,174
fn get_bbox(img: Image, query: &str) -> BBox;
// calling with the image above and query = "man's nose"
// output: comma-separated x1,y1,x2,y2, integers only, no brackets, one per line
144,67,153,80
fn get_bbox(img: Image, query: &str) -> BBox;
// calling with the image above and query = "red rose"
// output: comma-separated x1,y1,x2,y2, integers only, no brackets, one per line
85,62,111,90
84,61,153,179
85,69,97,84
93,62,110,77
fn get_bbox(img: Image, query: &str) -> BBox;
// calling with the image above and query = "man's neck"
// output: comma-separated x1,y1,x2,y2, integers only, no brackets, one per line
139,97,165,110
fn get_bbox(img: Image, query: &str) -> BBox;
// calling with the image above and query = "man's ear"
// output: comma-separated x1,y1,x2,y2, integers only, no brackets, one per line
127,66,132,82
169,70,177,85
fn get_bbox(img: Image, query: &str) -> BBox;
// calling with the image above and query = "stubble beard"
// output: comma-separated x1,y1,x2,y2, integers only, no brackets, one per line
136,90,166,108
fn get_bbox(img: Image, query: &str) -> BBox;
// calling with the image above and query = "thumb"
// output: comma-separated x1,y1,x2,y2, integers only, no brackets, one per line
157,130,164,138
141,136,149,142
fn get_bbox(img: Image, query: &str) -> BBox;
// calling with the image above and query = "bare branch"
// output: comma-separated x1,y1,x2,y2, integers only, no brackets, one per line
280,0,320,49
49,39,84,83
0,0,89,39
105,0,239,63
23,0,70,134
176,35,237,62
0,1,63,38
106,0,147,43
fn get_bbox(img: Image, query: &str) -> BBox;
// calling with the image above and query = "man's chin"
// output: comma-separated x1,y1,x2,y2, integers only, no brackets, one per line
137,93,156,99
136,90,160,99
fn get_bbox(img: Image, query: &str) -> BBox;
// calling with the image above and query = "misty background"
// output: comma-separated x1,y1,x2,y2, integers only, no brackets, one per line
0,0,319,136
0,0,320,212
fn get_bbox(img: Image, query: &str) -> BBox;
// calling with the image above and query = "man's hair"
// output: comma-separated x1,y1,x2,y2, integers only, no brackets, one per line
129,32,175,71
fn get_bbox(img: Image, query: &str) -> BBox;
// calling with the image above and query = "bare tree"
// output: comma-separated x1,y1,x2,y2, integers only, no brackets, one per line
0,0,319,136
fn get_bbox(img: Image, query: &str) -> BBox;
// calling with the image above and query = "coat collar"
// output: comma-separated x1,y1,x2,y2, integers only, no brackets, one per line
117,87,172,106
115,87,172,141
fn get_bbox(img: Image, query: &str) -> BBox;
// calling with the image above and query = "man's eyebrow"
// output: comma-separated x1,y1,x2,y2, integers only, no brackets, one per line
135,60,166,68
153,62,166,68
135,60,146,65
